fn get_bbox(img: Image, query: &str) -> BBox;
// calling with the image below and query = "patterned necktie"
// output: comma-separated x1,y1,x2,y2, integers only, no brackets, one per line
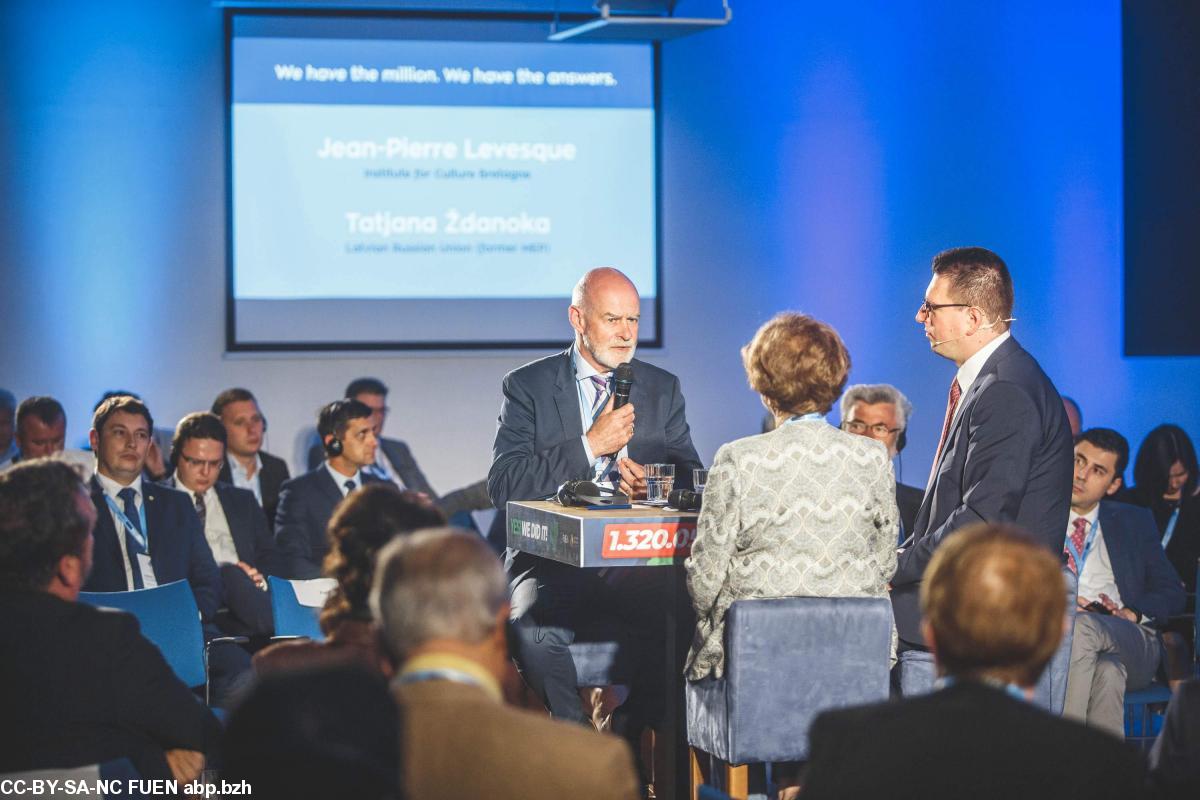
589,374,609,420
928,378,963,486
193,491,207,529
117,487,146,590
1065,516,1090,575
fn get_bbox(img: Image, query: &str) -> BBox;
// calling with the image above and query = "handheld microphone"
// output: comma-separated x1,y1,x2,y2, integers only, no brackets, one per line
667,488,703,512
612,363,633,410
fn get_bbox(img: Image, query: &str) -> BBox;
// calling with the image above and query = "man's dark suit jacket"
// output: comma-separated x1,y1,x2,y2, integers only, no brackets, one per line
161,477,278,576
1091,500,1186,622
800,680,1146,800
892,337,1073,646
0,591,221,780
306,437,436,497
217,450,290,527
896,481,923,541
84,476,223,620
274,467,380,579
488,347,702,552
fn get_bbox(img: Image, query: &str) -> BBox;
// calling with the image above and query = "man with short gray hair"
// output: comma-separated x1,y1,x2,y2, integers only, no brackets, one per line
372,528,639,800
839,383,923,540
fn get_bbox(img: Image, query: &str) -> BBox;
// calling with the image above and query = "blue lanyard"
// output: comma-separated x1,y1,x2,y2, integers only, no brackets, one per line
103,493,148,552
395,668,487,691
1162,507,1181,549
785,413,825,425
1065,517,1100,573
936,675,1028,703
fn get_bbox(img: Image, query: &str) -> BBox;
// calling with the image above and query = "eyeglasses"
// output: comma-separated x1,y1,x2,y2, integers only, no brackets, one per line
842,421,902,438
917,300,971,317
180,454,224,470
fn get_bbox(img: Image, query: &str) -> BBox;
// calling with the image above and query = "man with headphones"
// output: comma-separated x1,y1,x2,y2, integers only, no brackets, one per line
274,399,381,579
213,388,291,527
839,383,924,543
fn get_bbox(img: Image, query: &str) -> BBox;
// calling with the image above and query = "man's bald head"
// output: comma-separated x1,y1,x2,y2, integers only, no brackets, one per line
569,268,641,372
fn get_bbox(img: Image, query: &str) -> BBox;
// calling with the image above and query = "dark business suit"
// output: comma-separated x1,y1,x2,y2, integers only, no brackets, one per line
892,336,1073,647
896,481,923,543
489,346,702,732
161,477,277,635
0,591,222,780
218,449,290,527
274,466,380,579
84,476,223,621
800,680,1146,800
307,437,436,497
1064,501,1186,735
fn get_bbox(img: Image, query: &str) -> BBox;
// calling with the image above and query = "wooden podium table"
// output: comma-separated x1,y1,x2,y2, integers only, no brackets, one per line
507,500,699,800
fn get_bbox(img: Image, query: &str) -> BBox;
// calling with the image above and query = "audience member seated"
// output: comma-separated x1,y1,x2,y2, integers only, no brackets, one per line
687,313,899,682
255,483,444,676
162,412,276,637
222,666,402,800
212,387,291,526
1126,424,1200,650
83,395,252,705
372,528,640,800
800,524,1147,799
2,395,93,477
1150,679,1200,799
276,399,382,579
305,377,493,520
1063,428,1186,738
90,390,173,482
687,314,898,798
0,388,16,467
0,459,220,782
838,382,923,540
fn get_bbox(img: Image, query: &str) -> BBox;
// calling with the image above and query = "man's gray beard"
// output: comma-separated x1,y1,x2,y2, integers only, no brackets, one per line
583,336,636,371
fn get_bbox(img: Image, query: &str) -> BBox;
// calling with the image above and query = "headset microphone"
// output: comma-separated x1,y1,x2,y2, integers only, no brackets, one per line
933,317,1017,348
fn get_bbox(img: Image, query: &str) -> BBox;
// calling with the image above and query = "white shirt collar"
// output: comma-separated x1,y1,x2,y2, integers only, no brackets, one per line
95,469,144,501
1072,502,1101,525
226,452,262,479
955,331,1011,396
324,460,361,494
572,343,608,384
173,471,205,500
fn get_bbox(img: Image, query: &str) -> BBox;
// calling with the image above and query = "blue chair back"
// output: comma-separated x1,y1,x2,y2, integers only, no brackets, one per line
268,576,326,642
687,596,893,764
78,580,206,688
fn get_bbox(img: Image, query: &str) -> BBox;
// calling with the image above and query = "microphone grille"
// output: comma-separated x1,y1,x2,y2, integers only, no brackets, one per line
614,363,634,383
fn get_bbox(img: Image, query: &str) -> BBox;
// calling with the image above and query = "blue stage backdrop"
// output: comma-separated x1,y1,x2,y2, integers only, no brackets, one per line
1,0,1196,493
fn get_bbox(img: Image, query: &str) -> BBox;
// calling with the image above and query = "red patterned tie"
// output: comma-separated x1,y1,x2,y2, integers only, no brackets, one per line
928,378,962,486
1065,516,1089,574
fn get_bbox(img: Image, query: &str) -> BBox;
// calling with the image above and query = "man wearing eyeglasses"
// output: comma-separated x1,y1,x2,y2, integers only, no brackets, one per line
891,247,1073,682
839,384,923,542
163,412,276,638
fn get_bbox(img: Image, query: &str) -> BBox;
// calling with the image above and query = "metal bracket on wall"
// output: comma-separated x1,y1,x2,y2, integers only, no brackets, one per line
548,1,731,42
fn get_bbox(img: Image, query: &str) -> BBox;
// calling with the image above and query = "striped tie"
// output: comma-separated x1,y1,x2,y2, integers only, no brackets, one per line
590,374,609,420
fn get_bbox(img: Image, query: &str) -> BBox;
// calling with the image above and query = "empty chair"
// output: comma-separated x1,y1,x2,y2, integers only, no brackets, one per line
267,576,335,642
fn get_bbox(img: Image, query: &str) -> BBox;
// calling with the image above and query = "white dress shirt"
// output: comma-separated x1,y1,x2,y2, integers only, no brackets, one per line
324,461,362,496
951,331,1011,425
1072,504,1125,609
94,470,156,589
572,344,628,477
226,453,263,504
177,473,239,566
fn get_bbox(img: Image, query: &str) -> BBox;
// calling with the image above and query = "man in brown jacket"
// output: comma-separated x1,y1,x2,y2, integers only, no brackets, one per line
371,527,640,800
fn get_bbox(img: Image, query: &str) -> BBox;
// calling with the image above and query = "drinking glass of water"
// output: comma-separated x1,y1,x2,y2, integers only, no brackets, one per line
693,468,709,493
645,463,675,505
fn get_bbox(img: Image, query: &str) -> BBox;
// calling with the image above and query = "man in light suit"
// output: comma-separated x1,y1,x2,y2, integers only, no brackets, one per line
1063,428,1185,737
275,399,381,579
893,247,1073,664
163,412,276,637
489,268,702,772
374,528,640,800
